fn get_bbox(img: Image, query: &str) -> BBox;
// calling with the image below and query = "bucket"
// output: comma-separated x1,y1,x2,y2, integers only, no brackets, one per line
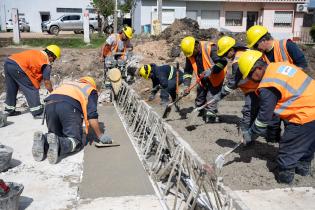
0,145,13,172
0,182,24,210
143,24,151,34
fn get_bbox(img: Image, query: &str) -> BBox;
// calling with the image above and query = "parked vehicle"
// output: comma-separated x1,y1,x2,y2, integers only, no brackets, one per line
6,19,30,32
41,14,98,35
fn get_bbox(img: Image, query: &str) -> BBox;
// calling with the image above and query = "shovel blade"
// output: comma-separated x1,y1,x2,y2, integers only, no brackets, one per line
215,154,225,170
186,109,199,127
162,105,172,119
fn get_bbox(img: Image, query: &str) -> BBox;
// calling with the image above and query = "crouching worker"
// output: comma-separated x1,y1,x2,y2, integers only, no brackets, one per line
238,50,315,184
32,77,113,164
138,63,183,106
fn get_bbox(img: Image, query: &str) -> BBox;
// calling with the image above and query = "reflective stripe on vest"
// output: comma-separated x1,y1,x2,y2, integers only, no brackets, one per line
257,62,315,124
263,39,293,64
168,66,174,80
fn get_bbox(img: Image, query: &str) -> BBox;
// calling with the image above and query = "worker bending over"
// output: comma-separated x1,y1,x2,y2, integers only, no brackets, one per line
238,50,315,184
138,63,183,106
180,36,227,123
214,36,280,142
4,45,60,118
32,77,112,164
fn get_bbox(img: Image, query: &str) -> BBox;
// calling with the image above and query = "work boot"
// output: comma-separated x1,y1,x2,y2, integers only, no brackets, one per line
47,133,59,164
5,110,21,116
203,110,217,123
277,168,295,184
32,131,46,161
33,114,44,120
295,161,311,176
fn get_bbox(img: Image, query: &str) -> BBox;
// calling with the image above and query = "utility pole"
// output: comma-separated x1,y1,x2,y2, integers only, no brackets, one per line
83,10,90,44
12,8,20,44
157,0,162,34
114,0,118,33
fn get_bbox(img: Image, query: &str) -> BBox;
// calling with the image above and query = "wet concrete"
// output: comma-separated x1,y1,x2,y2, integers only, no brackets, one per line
79,105,155,199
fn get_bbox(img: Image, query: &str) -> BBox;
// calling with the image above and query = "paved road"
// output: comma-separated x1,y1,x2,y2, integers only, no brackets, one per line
79,105,155,199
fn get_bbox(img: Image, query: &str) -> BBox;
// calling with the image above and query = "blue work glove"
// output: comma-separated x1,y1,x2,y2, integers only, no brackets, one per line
99,133,112,144
203,69,212,78
242,129,258,146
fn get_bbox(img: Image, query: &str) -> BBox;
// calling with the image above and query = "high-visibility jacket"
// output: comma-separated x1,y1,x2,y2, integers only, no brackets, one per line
9,50,49,89
257,62,315,125
51,82,97,133
233,50,259,94
262,39,293,64
188,41,226,87
103,34,126,59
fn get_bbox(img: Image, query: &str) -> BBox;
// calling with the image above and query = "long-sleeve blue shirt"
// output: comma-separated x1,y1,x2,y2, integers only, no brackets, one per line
151,64,183,90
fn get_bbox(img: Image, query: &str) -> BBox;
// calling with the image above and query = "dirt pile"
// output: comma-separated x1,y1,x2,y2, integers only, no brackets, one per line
299,44,315,77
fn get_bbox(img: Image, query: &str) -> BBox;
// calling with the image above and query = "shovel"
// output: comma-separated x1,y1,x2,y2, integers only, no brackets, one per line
215,142,241,170
162,81,199,119
186,98,216,127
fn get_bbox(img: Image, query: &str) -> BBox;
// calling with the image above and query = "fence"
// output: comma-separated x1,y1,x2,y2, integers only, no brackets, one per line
114,81,249,210
293,31,314,44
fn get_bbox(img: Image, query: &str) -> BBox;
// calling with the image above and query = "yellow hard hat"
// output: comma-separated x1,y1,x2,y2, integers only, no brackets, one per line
181,36,195,57
46,45,61,59
238,50,263,79
123,26,133,39
246,25,268,48
139,64,151,80
79,76,97,89
217,36,236,56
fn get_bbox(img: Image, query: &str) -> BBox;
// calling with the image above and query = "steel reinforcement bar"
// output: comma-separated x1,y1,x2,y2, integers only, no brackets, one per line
114,82,249,210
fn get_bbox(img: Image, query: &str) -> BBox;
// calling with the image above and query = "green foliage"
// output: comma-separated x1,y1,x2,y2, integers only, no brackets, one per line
93,0,115,17
310,25,315,42
119,0,133,13
19,36,105,49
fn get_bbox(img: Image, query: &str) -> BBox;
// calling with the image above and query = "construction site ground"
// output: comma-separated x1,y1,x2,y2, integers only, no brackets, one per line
1,25,315,209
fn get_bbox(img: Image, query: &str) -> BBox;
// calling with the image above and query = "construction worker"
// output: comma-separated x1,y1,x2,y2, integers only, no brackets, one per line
180,36,227,123
4,45,60,118
238,50,315,184
32,77,113,164
100,26,133,69
246,25,308,69
138,63,183,105
214,36,280,142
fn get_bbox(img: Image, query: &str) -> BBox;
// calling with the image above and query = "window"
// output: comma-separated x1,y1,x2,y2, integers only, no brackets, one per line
86,8,96,14
302,13,313,27
56,8,82,13
61,16,71,21
274,11,293,27
186,10,198,21
69,15,80,20
225,11,243,26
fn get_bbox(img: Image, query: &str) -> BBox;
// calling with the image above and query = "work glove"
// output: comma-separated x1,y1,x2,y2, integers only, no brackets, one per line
183,87,190,96
242,129,258,146
202,69,212,78
99,133,112,144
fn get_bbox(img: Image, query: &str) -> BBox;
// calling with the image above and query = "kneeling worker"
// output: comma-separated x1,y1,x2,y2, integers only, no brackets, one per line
32,77,113,164
238,50,315,184
139,63,183,106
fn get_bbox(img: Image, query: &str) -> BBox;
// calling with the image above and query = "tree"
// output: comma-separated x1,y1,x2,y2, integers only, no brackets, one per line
119,0,133,13
93,0,115,18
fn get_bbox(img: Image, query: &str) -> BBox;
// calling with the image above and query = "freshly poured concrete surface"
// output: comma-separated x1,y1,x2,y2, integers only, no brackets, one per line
79,105,155,198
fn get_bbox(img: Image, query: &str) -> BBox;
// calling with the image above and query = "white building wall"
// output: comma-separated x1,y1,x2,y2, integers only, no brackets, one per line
1,0,93,32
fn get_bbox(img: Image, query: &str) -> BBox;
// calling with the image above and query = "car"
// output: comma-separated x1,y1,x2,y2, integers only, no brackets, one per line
6,18,30,32
41,14,99,35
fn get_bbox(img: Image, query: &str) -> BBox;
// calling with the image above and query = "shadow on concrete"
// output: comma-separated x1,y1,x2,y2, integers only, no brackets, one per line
19,196,33,210
9,159,22,169
216,138,278,173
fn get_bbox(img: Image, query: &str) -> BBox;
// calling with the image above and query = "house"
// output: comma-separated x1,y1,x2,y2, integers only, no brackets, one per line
132,0,310,39
0,0,95,32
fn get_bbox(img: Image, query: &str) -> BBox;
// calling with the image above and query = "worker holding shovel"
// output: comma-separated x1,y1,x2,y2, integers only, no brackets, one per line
180,36,227,123
138,63,184,107
32,77,113,164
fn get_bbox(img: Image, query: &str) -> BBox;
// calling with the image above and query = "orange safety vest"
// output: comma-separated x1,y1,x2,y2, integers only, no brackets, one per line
257,62,315,125
103,34,126,59
262,39,293,64
9,50,49,89
188,41,226,87
233,50,259,94
51,82,97,133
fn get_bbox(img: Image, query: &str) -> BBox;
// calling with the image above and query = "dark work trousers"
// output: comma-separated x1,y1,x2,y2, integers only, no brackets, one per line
45,101,83,155
4,59,43,116
240,92,281,141
160,78,183,103
195,82,222,112
277,120,315,170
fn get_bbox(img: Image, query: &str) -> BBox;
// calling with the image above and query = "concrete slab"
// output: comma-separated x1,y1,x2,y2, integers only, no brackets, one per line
79,105,155,199
235,187,315,210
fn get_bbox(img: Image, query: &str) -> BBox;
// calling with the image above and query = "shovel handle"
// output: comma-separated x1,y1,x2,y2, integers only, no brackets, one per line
223,142,241,157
